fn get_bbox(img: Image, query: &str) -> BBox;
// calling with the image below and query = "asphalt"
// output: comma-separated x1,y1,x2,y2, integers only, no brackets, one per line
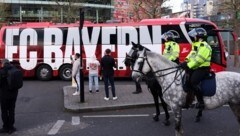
63,55,240,112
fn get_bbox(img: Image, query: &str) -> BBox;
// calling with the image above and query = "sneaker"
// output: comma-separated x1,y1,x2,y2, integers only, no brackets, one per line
104,97,109,101
72,92,80,96
96,90,99,93
89,90,92,93
113,96,118,100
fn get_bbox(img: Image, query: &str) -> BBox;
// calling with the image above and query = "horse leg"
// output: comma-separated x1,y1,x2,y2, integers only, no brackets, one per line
172,107,184,136
159,95,170,126
228,103,240,135
195,109,203,122
150,88,160,122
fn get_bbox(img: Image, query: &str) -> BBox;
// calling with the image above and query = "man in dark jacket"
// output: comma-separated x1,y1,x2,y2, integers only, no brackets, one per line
101,49,117,101
0,59,18,134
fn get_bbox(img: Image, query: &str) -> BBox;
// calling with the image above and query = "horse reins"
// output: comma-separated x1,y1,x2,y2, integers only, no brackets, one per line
132,51,184,94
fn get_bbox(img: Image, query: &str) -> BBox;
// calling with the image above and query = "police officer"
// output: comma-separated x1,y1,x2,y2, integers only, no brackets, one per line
180,28,212,109
162,31,180,64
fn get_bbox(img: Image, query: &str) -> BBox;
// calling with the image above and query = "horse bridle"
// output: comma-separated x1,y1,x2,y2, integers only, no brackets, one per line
132,49,183,94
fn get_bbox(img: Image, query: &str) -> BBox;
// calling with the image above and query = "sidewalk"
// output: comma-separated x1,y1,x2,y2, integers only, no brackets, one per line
63,82,154,112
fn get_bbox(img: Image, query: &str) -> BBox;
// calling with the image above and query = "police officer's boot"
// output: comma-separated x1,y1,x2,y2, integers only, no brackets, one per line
132,81,142,94
182,91,195,109
195,87,205,109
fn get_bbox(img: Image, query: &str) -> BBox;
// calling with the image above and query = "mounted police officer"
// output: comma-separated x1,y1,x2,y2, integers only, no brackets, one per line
180,28,212,110
162,31,180,64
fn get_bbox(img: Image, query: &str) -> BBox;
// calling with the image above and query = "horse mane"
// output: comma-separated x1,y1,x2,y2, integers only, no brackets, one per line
146,51,178,69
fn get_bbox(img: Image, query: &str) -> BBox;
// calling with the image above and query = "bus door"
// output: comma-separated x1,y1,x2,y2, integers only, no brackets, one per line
214,30,238,68
208,29,237,71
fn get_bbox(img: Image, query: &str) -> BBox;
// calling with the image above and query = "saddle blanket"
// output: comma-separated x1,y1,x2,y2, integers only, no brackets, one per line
183,72,216,97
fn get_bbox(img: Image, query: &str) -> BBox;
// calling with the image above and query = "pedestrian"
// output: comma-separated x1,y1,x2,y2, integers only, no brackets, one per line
100,49,117,101
71,53,81,96
180,27,212,109
0,59,21,134
162,30,180,64
87,55,100,93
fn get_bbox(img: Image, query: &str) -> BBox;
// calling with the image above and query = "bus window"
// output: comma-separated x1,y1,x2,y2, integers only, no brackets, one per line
206,34,222,64
220,32,234,56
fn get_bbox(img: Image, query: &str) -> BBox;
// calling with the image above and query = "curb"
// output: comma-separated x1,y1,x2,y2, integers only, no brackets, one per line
63,86,155,113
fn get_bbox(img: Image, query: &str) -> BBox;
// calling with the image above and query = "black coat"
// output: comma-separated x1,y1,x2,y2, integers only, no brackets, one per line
100,55,116,76
0,64,18,101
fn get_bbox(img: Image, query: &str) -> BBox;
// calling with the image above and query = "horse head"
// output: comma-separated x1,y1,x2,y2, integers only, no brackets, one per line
124,42,149,67
131,48,151,82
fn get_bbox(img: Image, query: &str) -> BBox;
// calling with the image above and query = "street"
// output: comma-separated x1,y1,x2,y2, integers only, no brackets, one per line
1,80,239,136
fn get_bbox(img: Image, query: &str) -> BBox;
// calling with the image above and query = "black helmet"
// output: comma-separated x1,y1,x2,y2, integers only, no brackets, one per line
161,31,175,41
188,28,207,39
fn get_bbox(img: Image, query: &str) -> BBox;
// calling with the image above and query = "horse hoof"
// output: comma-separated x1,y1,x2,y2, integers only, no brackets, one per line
153,116,159,122
163,120,170,126
195,117,200,122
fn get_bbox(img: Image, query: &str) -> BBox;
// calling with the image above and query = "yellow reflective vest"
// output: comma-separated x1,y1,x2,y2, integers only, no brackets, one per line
163,41,180,62
186,41,212,69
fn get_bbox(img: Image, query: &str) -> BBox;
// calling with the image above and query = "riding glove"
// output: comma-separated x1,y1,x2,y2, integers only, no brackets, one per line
179,61,189,70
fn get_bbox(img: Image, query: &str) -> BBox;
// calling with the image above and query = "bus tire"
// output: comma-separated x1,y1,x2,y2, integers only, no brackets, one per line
36,65,53,81
59,65,72,81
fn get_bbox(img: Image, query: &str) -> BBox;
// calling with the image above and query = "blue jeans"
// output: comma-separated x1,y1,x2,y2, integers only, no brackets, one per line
103,75,116,98
89,74,99,91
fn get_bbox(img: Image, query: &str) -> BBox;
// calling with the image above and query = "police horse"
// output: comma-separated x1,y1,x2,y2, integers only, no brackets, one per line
124,43,170,125
131,48,240,136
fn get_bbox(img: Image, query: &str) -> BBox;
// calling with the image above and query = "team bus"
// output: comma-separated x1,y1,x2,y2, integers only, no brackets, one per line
0,18,237,80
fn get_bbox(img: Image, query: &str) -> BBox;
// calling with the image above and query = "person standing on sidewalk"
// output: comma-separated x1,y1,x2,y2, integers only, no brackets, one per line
100,49,117,101
71,53,81,96
87,55,100,93
0,59,21,134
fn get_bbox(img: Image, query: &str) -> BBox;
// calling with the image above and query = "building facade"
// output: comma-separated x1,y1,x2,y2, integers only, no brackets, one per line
182,0,215,18
0,0,114,23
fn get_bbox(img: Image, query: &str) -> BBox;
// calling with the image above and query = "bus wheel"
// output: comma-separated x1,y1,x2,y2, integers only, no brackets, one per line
37,65,52,81
59,65,72,81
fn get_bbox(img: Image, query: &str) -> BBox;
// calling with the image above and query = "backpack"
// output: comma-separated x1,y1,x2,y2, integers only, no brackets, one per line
7,66,23,90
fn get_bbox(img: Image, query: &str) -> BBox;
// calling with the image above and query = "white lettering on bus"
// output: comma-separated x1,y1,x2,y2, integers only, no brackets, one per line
117,26,138,70
19,28,38,70
82,27,100,69
139,26,162,54
5,25,163,71
44,28,63,69
64,27,80,64
101,26,116,58
5,28,19,61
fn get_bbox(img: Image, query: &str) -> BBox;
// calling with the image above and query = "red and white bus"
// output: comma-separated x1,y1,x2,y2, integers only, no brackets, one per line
0,18,236,80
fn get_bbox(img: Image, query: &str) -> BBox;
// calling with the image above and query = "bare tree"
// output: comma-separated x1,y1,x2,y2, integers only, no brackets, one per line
128,0,170,21
218,0,240,67
53,0,84,23
0,3,10,25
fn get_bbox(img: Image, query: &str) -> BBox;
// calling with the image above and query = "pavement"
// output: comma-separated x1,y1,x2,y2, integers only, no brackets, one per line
63,82,154,112
63,55,240,112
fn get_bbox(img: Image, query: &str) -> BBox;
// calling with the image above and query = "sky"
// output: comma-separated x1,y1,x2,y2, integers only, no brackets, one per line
164,0,184,13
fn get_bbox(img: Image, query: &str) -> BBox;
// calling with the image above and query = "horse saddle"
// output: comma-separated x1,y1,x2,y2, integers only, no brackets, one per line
182,72,216,97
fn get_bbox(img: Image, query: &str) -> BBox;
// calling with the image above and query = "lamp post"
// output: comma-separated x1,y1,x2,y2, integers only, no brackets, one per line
79,8,85,103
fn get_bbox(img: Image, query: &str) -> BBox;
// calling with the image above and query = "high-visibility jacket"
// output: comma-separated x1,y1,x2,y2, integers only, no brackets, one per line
163,41,180,62
186,41,212,69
